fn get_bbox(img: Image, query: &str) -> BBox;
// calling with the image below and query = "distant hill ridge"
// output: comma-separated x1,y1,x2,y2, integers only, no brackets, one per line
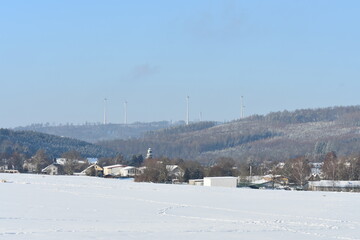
0,129,117,158
98,105,360,163
14,121,178,143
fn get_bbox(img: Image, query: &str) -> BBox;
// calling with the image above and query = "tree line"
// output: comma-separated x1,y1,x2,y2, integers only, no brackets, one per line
134,152,360,187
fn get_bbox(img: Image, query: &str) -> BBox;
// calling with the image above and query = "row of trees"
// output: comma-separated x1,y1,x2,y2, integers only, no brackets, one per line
134,157,273,184
134,157,205,183
322,152,360,181
134,152,360,187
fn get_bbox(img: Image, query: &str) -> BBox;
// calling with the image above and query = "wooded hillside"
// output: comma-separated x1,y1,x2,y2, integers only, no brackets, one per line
0,129,117,158
99,106,360,164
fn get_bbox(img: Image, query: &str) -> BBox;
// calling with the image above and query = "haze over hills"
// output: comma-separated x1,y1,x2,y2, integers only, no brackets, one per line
14,121,179,143
99,106,360,164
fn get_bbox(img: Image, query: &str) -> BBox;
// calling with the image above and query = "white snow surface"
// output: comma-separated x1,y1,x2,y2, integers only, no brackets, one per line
1,174,360,240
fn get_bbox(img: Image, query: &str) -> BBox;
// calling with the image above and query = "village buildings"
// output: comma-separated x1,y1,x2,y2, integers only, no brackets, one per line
42,163,63,175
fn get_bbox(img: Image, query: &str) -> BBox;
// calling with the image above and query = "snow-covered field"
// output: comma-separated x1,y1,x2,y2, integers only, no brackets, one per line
1,174,360,240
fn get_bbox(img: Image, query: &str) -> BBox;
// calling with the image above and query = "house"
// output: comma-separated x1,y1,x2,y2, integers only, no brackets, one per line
166,165,184,179
42,164,63,175
103,164,126,177
80,164,103,176
310,162,323,175
204,177,238,188
120,166,141,177
0,159,9,172
22,160,37,173
0,164,8,172
306,180,360,192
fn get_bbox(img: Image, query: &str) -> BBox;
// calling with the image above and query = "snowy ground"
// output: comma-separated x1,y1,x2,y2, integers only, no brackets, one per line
1,174,360,240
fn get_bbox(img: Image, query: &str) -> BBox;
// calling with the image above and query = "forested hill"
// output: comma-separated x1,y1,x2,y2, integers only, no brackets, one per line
99,106,360,164
0,129,117,158
14,121,175,143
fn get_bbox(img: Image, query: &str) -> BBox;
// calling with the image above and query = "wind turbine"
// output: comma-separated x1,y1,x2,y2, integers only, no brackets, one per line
241,96,245,119
124,100,128,124
186,96,190,125
103,98,108,124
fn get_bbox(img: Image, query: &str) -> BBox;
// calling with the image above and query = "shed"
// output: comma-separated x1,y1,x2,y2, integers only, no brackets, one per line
189,179,204,186
204,177,238,188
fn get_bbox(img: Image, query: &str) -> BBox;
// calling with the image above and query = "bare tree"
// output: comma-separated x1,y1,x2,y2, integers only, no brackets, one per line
322,152,339,181
208,157,237,177
61,150,87,175
32,149,51,173
337,155,360,181
135,158,168,183
283,156,311,187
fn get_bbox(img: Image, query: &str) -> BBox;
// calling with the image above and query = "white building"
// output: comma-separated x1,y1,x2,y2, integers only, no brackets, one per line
103,164,126,176
103,165,140,177
204,177,238,188
120,166,141,177
42,164,62,175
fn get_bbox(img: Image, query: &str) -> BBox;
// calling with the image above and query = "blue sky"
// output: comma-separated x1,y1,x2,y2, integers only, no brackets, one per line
1,0,360,128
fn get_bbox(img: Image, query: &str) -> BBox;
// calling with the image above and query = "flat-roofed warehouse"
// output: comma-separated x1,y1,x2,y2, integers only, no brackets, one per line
204,176,238,188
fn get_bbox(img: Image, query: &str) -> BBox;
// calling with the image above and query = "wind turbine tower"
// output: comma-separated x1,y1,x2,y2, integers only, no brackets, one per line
103,98,108,124
124,100,128,125
186,96,190,125
241,96,245,119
